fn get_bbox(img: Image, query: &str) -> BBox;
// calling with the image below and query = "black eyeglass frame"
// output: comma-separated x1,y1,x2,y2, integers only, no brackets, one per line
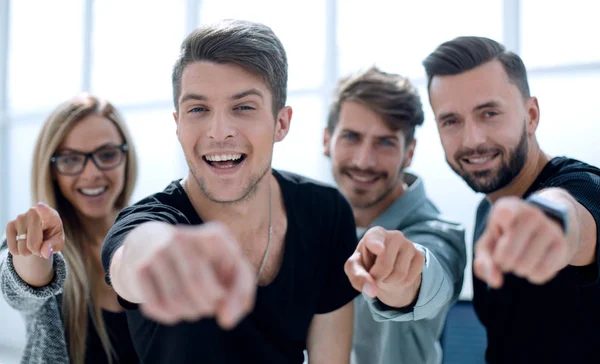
50,144,128,176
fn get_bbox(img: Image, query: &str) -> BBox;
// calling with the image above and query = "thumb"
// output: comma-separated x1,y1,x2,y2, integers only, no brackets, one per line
39,233,65,259
344,251,377,298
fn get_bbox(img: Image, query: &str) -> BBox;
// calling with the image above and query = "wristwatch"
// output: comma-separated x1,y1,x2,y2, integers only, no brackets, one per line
525,194,569,235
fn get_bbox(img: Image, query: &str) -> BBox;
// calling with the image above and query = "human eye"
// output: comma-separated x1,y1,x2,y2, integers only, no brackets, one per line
234,105,256,111
189,106,208,114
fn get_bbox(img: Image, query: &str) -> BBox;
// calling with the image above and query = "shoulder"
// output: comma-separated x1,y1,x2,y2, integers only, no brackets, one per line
116,180,192,225
404,217,465,238
274,169,340,195
530,157,600,205
274,169,349,214
540,157,600,186
274,169,355,246
547,156,600,173
402,203,466,247
400,176,465,234
475,197,492,222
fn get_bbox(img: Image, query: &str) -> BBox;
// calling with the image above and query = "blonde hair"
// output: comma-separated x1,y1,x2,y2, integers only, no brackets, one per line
30,93,138,364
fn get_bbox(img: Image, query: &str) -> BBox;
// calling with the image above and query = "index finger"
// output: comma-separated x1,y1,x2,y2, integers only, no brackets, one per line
344,251,377,297
34,203,61,231
26,208,44,257
178,223,256,328
474,229,503,288
489,197,523,232
5,221,18,255
362,226,386,256
217,257,256,330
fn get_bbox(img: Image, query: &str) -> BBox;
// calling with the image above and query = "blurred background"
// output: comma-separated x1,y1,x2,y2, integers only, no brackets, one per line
0,0,599,362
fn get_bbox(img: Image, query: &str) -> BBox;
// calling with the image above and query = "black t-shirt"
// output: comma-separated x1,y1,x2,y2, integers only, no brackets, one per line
83,309,139,364
101,169,359,364
472,157,600,364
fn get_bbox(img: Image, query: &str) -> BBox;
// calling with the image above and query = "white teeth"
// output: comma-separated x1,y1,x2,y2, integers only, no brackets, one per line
468,156,493,164
349,173,377,183
205,154,242,162
80,187,107,196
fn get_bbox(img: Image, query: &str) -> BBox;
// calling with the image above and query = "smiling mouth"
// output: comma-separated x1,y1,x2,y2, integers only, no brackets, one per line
78,186,108,197
345,170,380,184
203,153,247,169
462,153,500,165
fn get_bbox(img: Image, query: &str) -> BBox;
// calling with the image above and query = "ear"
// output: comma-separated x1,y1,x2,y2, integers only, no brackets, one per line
403,139,417,168
274,106,292,142
173,111,180,138
526,97,540,135
323,127,331,157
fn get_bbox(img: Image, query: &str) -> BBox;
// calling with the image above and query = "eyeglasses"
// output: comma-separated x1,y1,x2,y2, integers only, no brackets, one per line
51,144,128,176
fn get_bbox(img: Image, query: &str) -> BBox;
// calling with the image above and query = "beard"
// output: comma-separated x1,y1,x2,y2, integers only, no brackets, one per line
450,124,528,194
194,163,271,204
188,147,272,205
338,157,405,209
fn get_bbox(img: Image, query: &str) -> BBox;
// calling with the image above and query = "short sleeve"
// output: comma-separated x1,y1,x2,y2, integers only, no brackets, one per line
546,171,600,285
315,192,360,314
101,202,190,287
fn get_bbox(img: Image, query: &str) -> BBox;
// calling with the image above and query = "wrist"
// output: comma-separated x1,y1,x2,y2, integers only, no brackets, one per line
12,254,54,288
525,194,569,235
378,273,422,309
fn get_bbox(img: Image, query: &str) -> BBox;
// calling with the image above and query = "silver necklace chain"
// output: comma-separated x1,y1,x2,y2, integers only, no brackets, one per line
256,184,272,282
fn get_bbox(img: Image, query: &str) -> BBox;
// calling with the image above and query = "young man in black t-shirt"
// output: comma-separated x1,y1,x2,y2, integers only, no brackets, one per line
100,20,359,364
423,37,600,364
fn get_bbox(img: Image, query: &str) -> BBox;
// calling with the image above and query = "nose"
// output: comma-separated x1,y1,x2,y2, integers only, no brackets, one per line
462,118,486,149
79,157,103,179
352,142,376,169
207,111,237,141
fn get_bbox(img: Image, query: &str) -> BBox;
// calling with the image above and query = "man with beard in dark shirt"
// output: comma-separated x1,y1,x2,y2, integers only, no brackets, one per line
423,36,600,364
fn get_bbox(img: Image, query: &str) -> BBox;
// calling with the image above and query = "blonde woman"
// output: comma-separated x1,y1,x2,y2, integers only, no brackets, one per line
1,94,139,364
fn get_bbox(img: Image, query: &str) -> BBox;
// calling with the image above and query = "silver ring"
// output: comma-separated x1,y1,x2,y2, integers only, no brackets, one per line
16,233,27,241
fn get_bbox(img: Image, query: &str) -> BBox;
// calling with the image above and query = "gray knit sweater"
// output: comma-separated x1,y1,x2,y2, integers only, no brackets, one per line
0,240,70,364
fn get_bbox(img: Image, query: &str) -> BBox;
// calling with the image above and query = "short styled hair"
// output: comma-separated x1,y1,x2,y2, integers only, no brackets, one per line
172,19,288,116
327,66,424,144
423,36,530,99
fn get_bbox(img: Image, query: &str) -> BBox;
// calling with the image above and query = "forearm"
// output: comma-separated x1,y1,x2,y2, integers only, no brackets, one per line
12,255,54,288
367,250,451,321
537,188,596,266
307,301,353,364
110,221,176,303
1,246,67,314
384,223,465,310
367,239,464,322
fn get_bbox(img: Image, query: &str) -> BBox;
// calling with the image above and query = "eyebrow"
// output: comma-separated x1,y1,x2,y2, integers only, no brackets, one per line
231,88,264,101
179,88,264,105
438,100,503,121
377,134,401,141
56,143,121,154
340,128,360,136
340,129,400,140
179,93,207,105
473,100,502,111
